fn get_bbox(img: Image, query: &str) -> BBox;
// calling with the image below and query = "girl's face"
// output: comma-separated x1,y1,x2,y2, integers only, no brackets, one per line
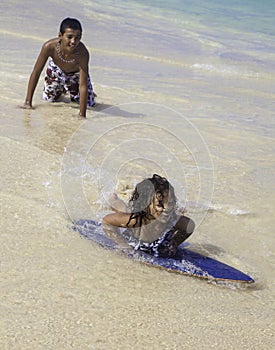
149,190,175,222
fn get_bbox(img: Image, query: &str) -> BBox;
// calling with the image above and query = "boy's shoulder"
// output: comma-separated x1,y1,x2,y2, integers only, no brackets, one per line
44,37,59,46
42,38,59,53
76,42,90,65
78,41,89,55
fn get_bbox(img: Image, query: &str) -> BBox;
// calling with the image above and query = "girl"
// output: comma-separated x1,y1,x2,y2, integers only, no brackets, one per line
103,174,195,257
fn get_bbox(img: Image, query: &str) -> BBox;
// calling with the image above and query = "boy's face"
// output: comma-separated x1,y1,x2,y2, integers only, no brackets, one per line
59,28,82,51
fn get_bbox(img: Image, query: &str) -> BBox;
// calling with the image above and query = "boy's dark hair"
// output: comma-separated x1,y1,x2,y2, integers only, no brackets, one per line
59,17,82,34
127,174,177,228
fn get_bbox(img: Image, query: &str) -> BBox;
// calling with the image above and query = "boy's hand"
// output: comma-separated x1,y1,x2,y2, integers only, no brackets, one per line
20,102,33,109
78,112,86,119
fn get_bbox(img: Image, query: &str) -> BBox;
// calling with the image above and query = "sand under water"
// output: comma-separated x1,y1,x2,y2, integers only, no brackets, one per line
0,1,274,349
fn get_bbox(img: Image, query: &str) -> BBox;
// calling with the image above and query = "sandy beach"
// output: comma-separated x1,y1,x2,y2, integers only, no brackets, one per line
1,1,274,349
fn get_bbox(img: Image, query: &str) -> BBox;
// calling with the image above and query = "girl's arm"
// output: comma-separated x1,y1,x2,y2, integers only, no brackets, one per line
103,193,136,228
102,193,138,248
102,212,131,227
109,193,128,213
172,215,195,246
102,213,133,249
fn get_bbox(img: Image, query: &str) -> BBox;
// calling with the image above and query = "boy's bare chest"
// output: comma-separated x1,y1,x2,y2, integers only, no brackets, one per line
50,46,80,74
52,56,80,74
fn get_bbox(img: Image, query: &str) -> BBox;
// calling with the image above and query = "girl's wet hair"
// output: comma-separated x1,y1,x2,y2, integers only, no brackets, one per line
60,17,82,34
127,174,176,228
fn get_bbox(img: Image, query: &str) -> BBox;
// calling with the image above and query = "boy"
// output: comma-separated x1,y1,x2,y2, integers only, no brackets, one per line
22,17,95,118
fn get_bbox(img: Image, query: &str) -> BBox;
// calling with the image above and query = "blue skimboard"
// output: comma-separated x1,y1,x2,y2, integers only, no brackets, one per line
73,220,254,284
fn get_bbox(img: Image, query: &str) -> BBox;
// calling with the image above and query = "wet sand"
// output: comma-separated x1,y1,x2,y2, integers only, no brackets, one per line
0,1,274,349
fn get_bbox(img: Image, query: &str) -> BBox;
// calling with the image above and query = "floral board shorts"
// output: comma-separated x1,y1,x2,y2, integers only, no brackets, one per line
43,58,95,106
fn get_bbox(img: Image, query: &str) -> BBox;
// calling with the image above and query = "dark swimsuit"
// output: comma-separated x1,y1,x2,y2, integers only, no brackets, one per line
122,216,178,257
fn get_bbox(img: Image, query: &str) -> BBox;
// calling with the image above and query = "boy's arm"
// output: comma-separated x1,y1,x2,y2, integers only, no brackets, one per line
78,47,89,117
22,41,51,108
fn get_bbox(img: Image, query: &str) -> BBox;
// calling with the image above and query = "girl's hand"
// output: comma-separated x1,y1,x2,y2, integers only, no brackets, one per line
177,207,186,215
109,193,128,213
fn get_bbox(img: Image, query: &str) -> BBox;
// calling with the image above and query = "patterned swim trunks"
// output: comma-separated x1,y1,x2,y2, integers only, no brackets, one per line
43,58,95,106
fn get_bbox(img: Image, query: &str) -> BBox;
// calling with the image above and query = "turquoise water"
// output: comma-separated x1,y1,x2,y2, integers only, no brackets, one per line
132,0,275,35
81,0,275,138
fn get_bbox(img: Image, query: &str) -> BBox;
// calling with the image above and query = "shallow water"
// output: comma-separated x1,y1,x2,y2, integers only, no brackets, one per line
0,1,274,349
